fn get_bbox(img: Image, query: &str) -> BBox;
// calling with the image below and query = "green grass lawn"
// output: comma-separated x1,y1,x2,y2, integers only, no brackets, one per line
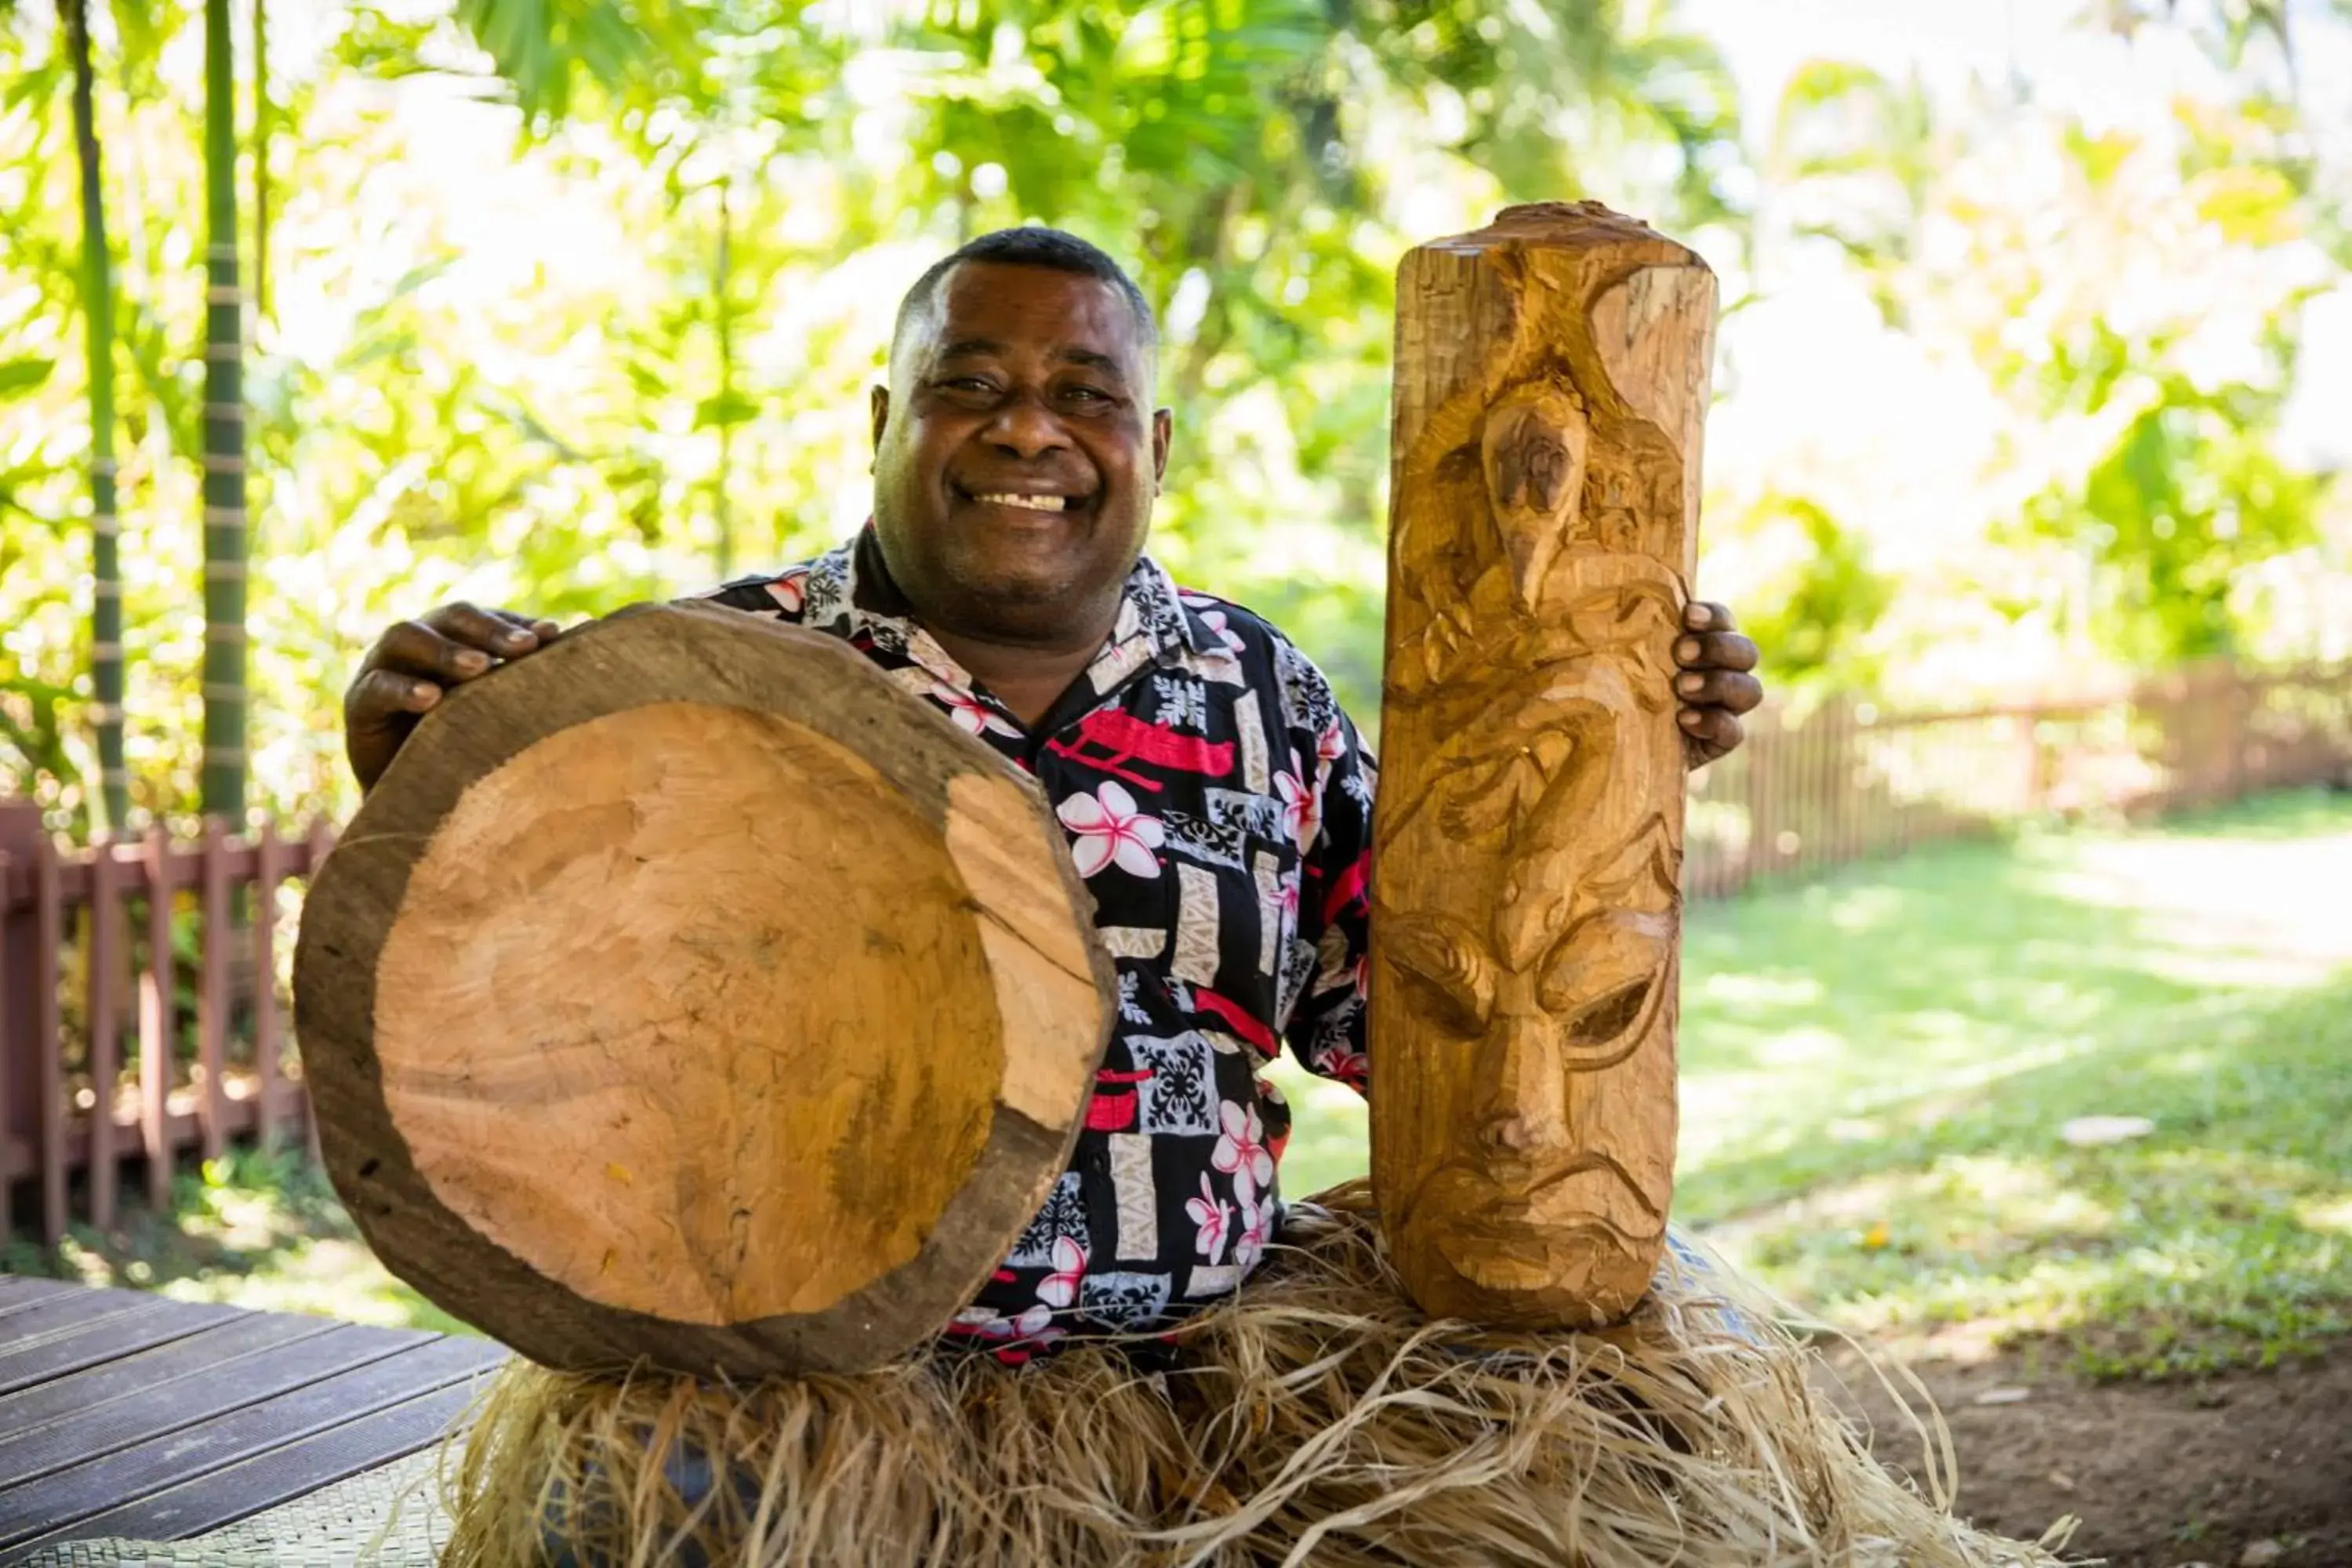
18,789,2352,1379
1276,786,2352,1378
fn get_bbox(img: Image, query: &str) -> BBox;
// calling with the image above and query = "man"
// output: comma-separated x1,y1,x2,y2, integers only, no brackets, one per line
343,227,1763,1353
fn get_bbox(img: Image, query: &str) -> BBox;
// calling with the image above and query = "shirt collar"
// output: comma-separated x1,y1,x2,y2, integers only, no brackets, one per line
804,524,1223,698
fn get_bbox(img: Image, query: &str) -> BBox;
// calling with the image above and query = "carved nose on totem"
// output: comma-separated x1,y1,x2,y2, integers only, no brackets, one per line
1475,1109,1547,1156
1471,1018,1571,1160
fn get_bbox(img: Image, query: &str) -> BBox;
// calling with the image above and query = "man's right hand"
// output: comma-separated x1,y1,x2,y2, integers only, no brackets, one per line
345,603,563,793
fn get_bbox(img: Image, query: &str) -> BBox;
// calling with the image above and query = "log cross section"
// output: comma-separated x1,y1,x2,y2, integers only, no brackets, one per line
295,602,1116,1376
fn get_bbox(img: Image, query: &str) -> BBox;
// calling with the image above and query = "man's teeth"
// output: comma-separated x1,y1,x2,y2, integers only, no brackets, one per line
973,492,1069,512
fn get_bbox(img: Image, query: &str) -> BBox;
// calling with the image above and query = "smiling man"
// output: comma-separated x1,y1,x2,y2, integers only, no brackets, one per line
342,227,1764,1354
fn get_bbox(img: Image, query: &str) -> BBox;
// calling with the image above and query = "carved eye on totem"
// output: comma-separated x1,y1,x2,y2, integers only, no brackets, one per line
1383,912,1495,1040
1498,430,1572,516
1537,909,1673,1068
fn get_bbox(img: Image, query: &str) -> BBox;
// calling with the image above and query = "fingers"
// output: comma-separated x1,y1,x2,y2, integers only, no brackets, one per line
368,604,561,685
474,605,566,648
347,666,444,724
1682,600,1738,633
1678,706,1744,760
1672,629,1759,673
421,601,554,660
344,603,560,793
1672,669,1763,714
369,619,494,684
344,669,442,794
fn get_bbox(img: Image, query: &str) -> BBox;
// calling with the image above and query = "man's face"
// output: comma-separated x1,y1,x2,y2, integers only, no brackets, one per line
870,263,1171,648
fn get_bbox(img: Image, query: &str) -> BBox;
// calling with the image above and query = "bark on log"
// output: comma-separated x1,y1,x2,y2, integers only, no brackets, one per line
294,602,1116,1376
1369,201,1716,1328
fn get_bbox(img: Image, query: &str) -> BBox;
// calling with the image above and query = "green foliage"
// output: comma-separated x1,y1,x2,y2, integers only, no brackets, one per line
1718,495,1892,689
2020,371,2324,666
1745,35,2344,698
0,0,1746,828
0,355,56,396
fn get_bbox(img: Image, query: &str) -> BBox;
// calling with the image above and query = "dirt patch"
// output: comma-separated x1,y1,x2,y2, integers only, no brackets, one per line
1823,1342,2352,1566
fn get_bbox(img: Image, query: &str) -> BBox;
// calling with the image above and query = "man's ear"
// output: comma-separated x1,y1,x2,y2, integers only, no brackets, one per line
1152,407,1173,492
869,385,891,457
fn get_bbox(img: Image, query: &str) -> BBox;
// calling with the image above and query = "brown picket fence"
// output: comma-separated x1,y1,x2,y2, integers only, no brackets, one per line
1682,659,2352,898
0,803,336,1247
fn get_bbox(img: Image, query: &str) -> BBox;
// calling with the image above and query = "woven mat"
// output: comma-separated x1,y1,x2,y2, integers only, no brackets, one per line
19,1445,452,1567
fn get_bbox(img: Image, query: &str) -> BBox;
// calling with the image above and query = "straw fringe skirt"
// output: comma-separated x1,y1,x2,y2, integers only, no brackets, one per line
442,1183,2073,1567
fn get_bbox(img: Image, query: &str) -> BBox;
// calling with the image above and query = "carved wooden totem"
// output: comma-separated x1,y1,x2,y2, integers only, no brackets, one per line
1369,202,1716,1328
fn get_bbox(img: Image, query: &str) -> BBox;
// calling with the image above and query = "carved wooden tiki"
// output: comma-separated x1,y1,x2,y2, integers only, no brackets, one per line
1369,202,1716,1328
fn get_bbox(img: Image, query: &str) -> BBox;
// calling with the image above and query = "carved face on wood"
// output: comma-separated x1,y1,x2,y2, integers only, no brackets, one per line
1373,647,1682,1327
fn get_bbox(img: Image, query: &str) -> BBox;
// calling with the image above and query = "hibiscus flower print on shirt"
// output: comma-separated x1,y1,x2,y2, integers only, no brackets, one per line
1211,1100,1276,1205
1185,1173,1234,1266
1272,765,1315,853
1056,780,1164,880
931,681,1019,740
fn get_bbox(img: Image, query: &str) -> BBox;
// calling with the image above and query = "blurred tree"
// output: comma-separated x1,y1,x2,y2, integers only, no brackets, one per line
386,0,1744,717
60,0,129,830
1757,43,2338,679
198,0,247,820
1718,495,1892,689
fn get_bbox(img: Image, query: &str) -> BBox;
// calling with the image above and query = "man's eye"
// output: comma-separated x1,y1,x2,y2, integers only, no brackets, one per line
1063,387,1106,402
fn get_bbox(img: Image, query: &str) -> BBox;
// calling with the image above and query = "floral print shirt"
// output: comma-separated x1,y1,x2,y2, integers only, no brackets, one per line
702,527,1375,1356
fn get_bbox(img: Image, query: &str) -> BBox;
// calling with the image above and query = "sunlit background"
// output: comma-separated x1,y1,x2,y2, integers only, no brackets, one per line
5,0,2347,826
3,9,2350,1544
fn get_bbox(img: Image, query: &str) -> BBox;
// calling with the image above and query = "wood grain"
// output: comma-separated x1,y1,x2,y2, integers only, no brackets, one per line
1370,201,1716,1328
295,601,1115,1376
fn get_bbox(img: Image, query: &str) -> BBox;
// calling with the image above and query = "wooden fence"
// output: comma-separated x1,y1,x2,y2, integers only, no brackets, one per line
2,661,2347,1245
0,804,336,1247
1682,659,2352,898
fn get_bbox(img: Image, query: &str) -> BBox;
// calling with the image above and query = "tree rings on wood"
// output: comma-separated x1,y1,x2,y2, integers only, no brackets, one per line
293,602,1115,1376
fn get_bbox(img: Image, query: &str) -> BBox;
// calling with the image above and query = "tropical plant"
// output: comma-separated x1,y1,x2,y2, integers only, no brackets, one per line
1750,36,2339,682
198,0,245,821
59,0,127,830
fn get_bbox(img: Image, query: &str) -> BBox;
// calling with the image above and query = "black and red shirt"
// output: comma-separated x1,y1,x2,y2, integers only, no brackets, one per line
702,527,1374,1353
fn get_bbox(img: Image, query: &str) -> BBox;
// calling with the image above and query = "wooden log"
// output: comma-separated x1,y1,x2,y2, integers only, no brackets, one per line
1369,201,1715,1328
293,602,1116,1377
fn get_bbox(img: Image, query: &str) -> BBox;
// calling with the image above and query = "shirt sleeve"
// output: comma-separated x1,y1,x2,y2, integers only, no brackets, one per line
691,570,811,622
1284,706,1377,1098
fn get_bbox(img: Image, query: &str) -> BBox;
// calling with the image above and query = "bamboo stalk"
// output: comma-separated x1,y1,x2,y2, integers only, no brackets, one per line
200,0,248,822
61,0,129,834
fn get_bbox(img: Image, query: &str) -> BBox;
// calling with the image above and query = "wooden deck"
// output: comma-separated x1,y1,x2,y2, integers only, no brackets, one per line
0,1272,503,1563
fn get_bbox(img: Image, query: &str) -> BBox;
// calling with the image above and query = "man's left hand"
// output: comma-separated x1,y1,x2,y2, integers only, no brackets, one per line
1673,601,1762,768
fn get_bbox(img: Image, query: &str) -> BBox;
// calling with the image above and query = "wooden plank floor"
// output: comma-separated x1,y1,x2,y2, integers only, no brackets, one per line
0,1272,503,1564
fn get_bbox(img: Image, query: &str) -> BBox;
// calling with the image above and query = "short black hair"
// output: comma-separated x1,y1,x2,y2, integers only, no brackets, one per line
891,227,1158,369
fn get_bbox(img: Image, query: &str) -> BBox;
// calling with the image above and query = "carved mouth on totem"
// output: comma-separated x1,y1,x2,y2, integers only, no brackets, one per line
1416,1157,1665,1295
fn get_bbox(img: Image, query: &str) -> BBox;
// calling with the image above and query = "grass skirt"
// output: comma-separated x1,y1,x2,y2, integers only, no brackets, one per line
441,1182,2073,1566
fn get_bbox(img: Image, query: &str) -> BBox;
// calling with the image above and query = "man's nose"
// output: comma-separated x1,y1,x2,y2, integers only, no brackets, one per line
982,394,1069,462
1471,1013,1572,1160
